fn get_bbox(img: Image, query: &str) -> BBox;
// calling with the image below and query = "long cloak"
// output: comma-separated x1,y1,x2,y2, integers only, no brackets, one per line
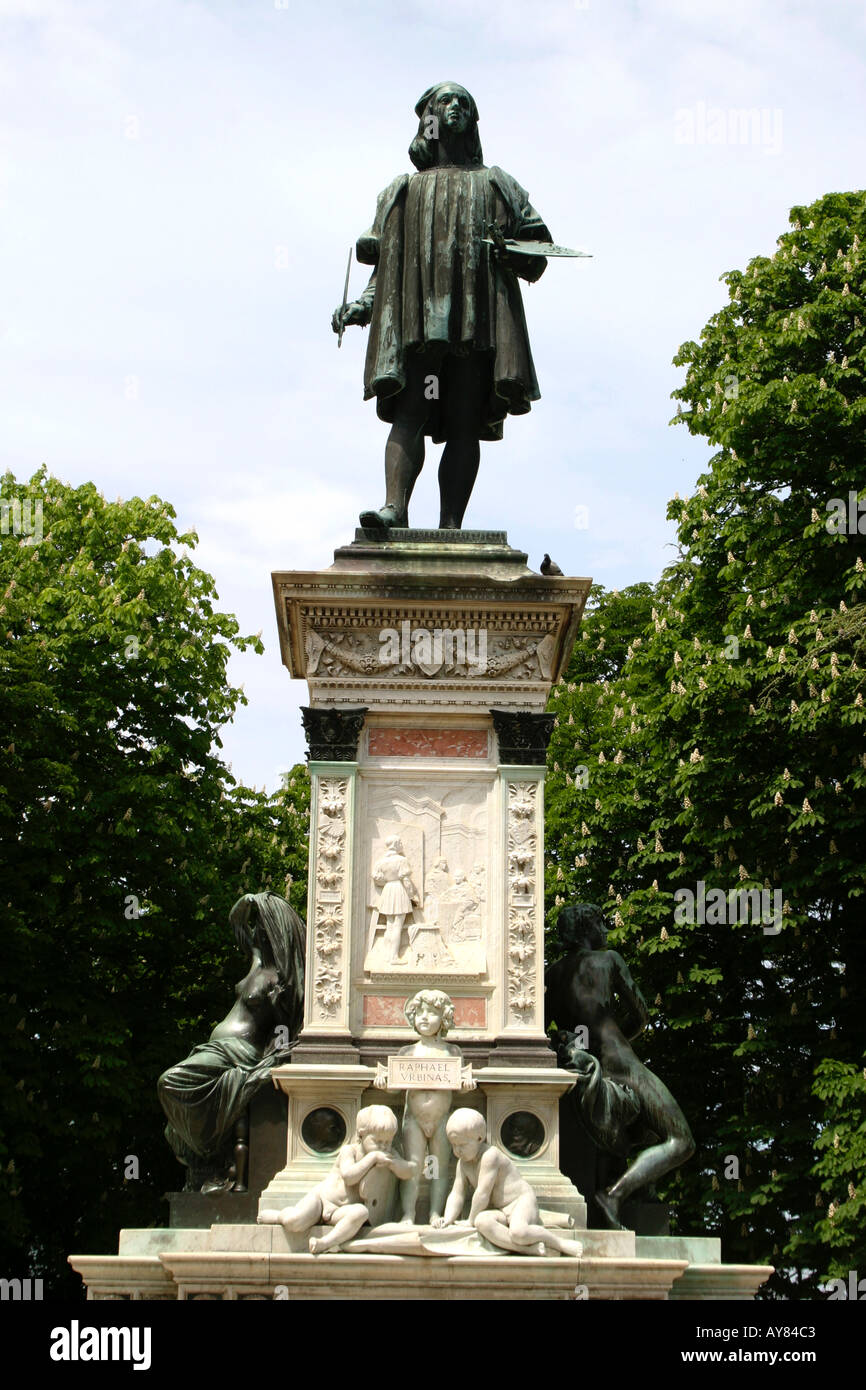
356,165,551,442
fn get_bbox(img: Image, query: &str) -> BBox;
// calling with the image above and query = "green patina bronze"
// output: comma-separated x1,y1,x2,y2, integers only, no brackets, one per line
332,82,584,533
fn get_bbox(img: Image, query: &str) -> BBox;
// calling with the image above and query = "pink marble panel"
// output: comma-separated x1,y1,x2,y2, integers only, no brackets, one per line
368,728,488,759
454,997,487,1029
363,995,487,1029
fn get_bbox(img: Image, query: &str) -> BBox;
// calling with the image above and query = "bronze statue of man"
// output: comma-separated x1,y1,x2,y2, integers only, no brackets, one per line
546,903,695,1230
332,82,551,531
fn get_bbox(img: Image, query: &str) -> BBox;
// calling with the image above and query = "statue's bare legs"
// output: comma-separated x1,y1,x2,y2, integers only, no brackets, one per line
359,422,425,530
438,356,484,528
400,1114,450,1223
308,1203,369,1254
597,1067,695,1229
386,424,425,523
598,1132,694,1230
259,1193,370,1254
259,1191,323,1234
474,1202,582,1257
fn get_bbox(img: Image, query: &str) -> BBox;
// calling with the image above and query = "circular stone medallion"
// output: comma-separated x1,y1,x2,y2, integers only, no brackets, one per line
301,1107,347,1153
500,1110,545,1157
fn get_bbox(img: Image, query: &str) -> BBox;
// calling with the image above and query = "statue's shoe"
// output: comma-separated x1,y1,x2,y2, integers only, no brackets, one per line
359,504,404,530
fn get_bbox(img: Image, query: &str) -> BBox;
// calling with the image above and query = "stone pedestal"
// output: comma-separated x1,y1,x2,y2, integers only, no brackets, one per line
272,532,589,1071
265,530,592,1220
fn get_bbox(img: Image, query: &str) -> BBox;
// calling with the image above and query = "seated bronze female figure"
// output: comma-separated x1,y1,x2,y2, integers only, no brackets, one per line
158,891,305,1193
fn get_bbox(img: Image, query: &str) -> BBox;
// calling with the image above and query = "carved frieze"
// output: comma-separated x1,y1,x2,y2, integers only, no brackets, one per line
304,619,556,683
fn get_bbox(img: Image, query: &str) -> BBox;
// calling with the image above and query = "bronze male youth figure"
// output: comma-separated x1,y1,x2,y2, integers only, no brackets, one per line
332,82,552,531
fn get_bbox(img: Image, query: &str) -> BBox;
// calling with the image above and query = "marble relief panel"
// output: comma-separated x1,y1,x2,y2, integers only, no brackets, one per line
359,776,493,979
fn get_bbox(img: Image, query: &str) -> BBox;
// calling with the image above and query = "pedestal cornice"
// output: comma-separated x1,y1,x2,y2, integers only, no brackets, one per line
272,530,591,713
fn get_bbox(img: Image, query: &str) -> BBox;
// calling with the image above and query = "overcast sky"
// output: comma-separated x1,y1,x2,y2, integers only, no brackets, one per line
2,0,864,787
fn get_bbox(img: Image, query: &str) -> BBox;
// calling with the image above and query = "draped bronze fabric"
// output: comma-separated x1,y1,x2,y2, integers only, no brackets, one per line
158,1038,280,1169
564,1046,642,1159
356,165,551,442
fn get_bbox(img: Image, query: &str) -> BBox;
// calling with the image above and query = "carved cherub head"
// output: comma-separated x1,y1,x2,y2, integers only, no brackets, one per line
355,1104,399,1151
446,1107,486,1161
404,989,454,1037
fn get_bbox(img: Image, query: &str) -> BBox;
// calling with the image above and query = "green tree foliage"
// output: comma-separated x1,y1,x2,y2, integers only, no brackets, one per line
791,1057,866,1278
545,191,865,1297
0,469,310,1296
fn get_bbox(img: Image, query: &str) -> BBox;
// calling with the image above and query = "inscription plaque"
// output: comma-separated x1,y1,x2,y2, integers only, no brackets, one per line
386,1055,463,1090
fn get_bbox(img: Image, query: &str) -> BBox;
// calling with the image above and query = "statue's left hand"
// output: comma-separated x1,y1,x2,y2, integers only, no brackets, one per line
485,223,521,274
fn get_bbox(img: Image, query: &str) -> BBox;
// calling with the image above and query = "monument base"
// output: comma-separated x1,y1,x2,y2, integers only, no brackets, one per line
69,1225,772,1301
258,1062,587,1226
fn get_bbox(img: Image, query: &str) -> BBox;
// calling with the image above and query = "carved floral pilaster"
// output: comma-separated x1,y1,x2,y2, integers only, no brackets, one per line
505,779,540,1026
309,774,352,1026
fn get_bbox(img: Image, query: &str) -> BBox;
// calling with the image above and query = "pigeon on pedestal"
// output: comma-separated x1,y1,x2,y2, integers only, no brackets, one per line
540,554,563,576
